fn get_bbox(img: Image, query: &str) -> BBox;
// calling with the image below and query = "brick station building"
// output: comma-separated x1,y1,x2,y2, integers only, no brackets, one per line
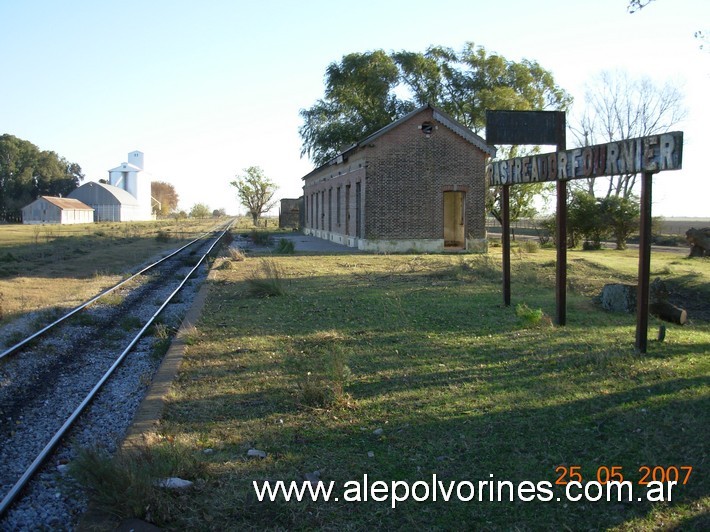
301,104,495,252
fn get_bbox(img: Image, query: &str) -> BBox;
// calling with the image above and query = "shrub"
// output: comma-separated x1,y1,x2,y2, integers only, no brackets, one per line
568,191,608,249
228,247,246,261
599,195,640,250
250,230,272,246
155,230,171,243
275,238,295,254
516,302,545,327
70,443,203,525
291,334,352,409
460,255,500,282
246,258,285,297
521,240,540,253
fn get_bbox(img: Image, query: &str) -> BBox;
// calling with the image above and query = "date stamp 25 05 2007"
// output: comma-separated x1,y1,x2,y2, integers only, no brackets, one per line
555,465,693,486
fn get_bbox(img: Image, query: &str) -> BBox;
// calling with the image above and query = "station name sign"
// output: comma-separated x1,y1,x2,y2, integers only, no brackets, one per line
487,132,683,186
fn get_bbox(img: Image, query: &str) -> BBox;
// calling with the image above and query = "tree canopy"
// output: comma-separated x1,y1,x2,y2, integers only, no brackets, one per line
299,43,572,166
189,203,211,219
230,166,277,225
151,180,180,216
0,134,84,220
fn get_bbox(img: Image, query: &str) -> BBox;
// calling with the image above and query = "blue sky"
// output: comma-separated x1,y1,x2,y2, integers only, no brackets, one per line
1,0,708,217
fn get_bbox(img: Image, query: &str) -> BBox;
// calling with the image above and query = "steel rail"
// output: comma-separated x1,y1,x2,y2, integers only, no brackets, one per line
0,221,233,516
0,222,226,361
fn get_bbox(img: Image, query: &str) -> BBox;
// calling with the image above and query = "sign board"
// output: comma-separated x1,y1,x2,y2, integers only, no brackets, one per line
486,110,564,145
487,132,683,186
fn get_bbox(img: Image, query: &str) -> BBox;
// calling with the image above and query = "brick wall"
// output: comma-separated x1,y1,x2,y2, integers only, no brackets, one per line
302,106,489,248
365,108,488,240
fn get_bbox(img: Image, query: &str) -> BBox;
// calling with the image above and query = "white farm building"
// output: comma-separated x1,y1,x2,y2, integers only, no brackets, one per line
68,181,144,222
68,150,154,222
21,196,94,224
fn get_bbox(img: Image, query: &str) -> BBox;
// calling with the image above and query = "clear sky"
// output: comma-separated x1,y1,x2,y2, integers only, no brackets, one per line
1,0,708,217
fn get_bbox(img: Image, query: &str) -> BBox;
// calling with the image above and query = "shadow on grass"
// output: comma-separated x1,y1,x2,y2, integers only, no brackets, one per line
150,254,710,529
161,372,709,530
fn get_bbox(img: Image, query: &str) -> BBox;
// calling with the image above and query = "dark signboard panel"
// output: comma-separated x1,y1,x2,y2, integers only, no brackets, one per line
486,110,564,145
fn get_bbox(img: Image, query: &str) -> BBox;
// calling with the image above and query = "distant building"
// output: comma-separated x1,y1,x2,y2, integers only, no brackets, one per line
278,197,302,229
21,196,94,225
67,150,155,222
68,181,143,222
301,104,495,252
107,150,153,220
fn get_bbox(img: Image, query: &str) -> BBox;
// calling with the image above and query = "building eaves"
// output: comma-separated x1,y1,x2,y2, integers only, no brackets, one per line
40,196,94,210
109,163,143,173
432,108,496,157
301,103,496,181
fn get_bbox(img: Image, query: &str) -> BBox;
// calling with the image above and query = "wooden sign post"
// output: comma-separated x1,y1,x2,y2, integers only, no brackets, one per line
486,130,683,353
486,111,566,321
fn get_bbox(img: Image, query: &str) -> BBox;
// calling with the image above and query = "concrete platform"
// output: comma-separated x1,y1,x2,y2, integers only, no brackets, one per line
249,233,364,254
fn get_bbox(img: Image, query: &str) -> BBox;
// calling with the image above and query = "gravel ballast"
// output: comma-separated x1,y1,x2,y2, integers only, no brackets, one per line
0,239,216,530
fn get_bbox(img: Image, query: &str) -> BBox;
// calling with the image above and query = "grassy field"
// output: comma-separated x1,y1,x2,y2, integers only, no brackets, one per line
77,244,710,530
0,219,228,327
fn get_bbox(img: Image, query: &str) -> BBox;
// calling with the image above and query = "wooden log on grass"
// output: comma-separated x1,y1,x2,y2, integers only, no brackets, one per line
651,301,687,325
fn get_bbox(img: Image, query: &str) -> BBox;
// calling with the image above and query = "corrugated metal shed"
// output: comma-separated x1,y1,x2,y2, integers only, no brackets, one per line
21,196,95,224
41,197,94,211
68,181,144,222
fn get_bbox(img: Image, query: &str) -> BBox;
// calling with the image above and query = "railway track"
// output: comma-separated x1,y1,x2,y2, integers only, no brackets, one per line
0,220,233,528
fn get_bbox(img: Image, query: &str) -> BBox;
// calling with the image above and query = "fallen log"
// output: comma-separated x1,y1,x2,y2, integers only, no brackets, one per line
650,301,687,325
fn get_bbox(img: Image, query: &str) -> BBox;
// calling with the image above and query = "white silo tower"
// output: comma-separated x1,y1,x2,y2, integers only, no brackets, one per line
108,150,153,220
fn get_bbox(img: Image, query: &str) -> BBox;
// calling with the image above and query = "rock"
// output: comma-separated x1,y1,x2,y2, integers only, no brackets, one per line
600,284,637,313
686,227,710,257
156,477,193,489
372,428,384,436
56,464,70,475
202,448,214,454
367,451,375,458
247,448,267,459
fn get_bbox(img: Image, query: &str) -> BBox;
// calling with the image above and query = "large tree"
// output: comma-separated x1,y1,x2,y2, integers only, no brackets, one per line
189,203,211,219
299,50,411,166
0,134,84,220
230,166,277,225
299,43,571,222
151,180,179,216
299,44,571,165
571,70,686,199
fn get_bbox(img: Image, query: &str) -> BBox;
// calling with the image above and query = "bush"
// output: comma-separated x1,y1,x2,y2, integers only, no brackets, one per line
289,332,353,409
275,238,295,254
568,191,608,249
516,302,546,328
70,444,204,525
599,195,639,250
567,191,640,250
250,230,272,246
227,247,245,261
521,240,539,253
246,258,285,297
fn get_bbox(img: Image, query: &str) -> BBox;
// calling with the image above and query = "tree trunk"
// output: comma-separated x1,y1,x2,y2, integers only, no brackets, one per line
650,301,687,325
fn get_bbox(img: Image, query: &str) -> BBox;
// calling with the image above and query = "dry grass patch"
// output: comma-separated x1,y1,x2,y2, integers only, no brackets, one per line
245,258,286,297
0,219,221,325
